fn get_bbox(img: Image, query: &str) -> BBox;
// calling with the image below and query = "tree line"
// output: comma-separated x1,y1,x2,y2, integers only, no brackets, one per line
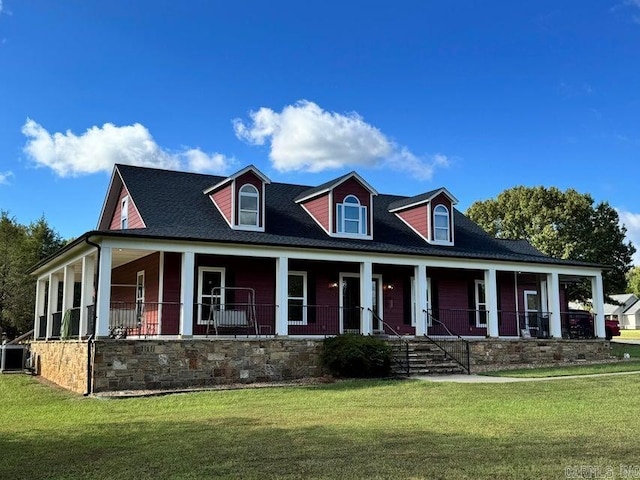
0,211,66,339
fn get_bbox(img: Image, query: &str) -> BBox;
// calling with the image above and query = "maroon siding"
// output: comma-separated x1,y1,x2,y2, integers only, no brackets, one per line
332,177,372,235
430,193,452,242
497,271,518,336
375,265,415,335
161,252,182,335
210,183,232,224
234,171,264,227
109,185,144,230
397,206,428,239
301,193,330,231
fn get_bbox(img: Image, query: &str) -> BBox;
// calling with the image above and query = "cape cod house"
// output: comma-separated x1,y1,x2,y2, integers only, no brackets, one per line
28,164,609,393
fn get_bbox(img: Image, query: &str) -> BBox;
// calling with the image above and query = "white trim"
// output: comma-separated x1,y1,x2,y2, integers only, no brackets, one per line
339,272,360,334
523,290,538,330
294,171,379,204
371,273,383,330
433,204,450,242
287,271,307,325
157,251,164,334
203,164,271,195
238,183,260,228
387,187,459,213
196,267,226,326
411,275,432,328
120,195,129,229
179,252,195,337
475,279,487,327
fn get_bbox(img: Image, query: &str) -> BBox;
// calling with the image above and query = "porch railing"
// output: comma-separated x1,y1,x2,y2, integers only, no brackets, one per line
426,308,487,337
109,301,181,338
368,308,410,376
423,309,470,374
288,305,349,337
560,310,595,339
196,303,276,337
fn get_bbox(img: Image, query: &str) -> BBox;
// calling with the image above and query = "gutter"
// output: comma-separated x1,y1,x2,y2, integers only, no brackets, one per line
83,237,101,397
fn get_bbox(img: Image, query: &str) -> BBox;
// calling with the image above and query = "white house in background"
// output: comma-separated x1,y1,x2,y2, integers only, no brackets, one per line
604,294,640,329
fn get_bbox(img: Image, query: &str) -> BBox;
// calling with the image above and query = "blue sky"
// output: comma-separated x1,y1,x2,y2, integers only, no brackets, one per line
1,1,640,262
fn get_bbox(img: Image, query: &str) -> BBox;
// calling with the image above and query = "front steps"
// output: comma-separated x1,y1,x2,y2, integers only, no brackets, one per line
388,339,467,376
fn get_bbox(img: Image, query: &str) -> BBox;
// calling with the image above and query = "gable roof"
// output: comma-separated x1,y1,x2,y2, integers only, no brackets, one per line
203,164,271,194
388,187,459,212
91,164,602,268
294,171,378,203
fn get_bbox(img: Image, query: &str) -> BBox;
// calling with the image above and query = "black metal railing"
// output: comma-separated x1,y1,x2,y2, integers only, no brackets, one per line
195,303,276,337
426,308,488,336
560,310,595,339
38,315,46,339
86,304,96,336
423,310,470,374
51,312,62,338
368,308,410,376
109,301,181,338
288,305,349,336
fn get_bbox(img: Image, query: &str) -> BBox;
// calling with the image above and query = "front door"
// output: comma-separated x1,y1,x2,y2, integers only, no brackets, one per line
341,275,361,333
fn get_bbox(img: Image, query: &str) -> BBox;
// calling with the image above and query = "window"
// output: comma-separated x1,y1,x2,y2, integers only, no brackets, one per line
238,184,259,227
288,272,307,324
336,195,367,235
197,267,225,325
475,280,487,326
411,277,432,327
434,204,450,241
121,196,129,229
136,271,145,322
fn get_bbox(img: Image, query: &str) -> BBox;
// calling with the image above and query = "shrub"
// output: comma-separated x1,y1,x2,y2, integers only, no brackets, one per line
321,334,391,378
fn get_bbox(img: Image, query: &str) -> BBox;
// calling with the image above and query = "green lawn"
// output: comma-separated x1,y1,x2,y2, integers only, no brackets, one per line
483,361,640,378
2,375,639,479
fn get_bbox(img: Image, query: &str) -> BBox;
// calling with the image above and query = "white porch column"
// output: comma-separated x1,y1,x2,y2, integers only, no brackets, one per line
79,254,95,338
592,272,606,338
34,279,47,339
46,273,59,339
179,251,195,338
485,268,499,337
62,264,75,318
360,261,373,335
547,272,562,338
96,246,112,338
414,263,428,336
275,256,289,336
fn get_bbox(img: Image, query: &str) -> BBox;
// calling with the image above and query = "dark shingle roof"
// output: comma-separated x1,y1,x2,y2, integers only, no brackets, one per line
107,164,599,268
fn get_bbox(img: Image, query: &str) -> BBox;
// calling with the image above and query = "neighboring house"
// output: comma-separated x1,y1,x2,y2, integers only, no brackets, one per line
604,294,640,329
31,163,607,342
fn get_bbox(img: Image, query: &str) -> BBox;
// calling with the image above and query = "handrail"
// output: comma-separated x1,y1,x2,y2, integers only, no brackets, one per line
6,329,35,345
367,308,410,376
423,309,470,374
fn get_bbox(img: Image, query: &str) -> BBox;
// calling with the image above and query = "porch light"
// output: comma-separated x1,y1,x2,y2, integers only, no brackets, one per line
383,283,394,292
328,282,339,290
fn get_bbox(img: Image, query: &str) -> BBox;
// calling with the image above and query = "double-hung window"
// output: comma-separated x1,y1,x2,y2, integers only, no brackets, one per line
434,204,450,241
336,195,367,235
475,280,487,327
287,272,307,324
238,184,259,227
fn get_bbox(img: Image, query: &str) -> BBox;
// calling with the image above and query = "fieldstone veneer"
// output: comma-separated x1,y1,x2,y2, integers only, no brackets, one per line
31,341,89,394
92,339,324,393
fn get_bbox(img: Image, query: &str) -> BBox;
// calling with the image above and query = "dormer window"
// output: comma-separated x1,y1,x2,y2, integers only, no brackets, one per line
239,184,259,227
121,196,129,229
434,205,450,241
337,195,367,235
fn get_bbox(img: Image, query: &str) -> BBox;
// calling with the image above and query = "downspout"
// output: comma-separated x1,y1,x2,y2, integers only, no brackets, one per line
83,237,100,396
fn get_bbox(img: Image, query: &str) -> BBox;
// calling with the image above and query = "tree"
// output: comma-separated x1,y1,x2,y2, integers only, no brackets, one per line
627,266,640,297
466,186,635,300
0,212,66,338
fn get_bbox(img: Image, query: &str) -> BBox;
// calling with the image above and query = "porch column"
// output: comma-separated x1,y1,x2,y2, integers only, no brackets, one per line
95,246,112,338
592,272,605,338
34,279,47,340
46,273,59,339
360,261,373,335
62,265,75,338
179,251,195,338
275,256,289,336
414,263,428,336
79,254,95,338
485,268,499,337
547,272,562,338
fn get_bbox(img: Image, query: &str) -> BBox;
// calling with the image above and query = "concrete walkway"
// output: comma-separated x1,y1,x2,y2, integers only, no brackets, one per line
415,370,640,383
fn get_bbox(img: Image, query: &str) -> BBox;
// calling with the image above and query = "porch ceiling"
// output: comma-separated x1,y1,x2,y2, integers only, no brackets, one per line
112,248,154,268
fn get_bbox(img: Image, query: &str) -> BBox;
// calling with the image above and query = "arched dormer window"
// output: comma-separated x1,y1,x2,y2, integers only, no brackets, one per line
239,184,259,227
337,195,367,235
434,204,450,241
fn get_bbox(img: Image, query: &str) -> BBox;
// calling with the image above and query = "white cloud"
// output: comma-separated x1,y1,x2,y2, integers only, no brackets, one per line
22,119,235,177
0,170,13,184
233,100,448,180
618,209,640,265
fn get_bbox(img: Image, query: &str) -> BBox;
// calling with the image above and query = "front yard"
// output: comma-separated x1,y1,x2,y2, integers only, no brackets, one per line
1,374,638,479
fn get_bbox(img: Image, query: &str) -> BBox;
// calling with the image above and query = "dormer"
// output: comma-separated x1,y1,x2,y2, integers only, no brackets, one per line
204,165,271,232
295,172,378,240
388,187,458,246
97,165,147,231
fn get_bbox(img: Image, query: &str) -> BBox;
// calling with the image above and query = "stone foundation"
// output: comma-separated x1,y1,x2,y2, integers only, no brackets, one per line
92,338,324,393
467,338,613,373
30,340,89,394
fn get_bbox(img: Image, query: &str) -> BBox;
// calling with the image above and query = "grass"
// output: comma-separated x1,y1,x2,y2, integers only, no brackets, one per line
2,375,640,479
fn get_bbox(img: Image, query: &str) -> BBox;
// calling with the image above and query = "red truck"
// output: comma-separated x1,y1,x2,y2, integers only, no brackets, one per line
566,310,620,340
